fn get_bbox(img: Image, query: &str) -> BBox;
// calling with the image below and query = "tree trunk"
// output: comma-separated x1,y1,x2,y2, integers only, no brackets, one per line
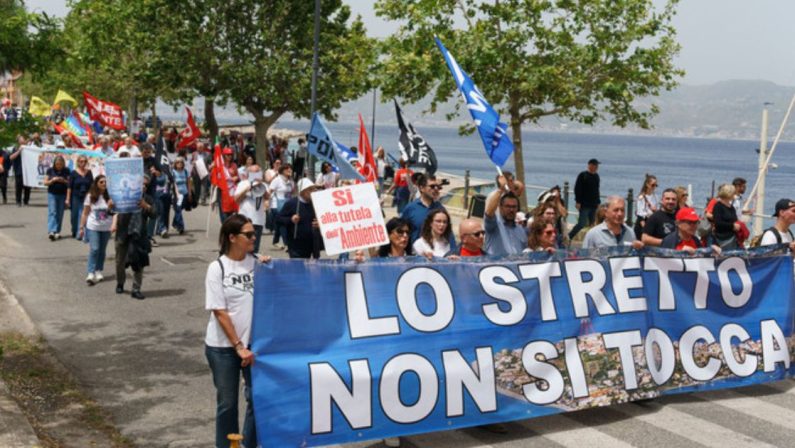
204,97,219,144
250,109,281,168
509,95,528,211
128,96,137,133
150,103,159,137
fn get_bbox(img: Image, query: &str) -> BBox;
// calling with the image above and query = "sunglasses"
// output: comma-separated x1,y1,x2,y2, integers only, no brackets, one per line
466,230,486,237
238,231,256,239
429,185,443,190
392,229,409,236
543,230,556,236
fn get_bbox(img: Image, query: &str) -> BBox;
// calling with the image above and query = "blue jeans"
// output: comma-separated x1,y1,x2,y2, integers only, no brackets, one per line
569,205,597,240
70,193,86,238
205,346,256,448
172,195,185,231
87,229,110,273
47,193,66,234
156,193,172,234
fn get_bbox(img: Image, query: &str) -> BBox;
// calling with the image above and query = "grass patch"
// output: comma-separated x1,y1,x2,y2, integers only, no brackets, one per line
0,331,135,447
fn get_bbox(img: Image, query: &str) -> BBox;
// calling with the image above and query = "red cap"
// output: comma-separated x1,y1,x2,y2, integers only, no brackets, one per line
675,207,699,222
222,147,233,155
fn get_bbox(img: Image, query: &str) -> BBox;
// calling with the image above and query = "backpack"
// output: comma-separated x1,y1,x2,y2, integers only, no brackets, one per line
749,227,794,248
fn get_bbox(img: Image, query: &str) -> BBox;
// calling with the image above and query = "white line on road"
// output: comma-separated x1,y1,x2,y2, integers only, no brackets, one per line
613,401,774,448
518,414,634,448
159,257,175,266
697,388,795,430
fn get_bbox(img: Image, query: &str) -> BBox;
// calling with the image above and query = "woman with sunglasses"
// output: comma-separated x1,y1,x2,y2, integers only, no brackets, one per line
413,209,456,258
525,219,558,254
67,155,94,239
634,174,658,240
374,217,413,258
44,155,71,240
205,214,270,448
79,175,114,285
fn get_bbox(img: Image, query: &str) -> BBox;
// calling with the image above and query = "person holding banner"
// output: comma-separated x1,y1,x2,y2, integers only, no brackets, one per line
79,176,114,285
204,214,267,448
583,196,644,250
374,217,413,258
112,174,156,300
277,178,321,259
484,191,528,256
9,135,31,206
44,155,71,240
446,218,487,257
526,219,558,254
66,156,94,239
412,209,456,258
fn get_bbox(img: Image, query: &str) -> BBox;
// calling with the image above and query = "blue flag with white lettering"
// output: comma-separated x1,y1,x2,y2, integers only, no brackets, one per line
435,37,514,167
307,113,365,181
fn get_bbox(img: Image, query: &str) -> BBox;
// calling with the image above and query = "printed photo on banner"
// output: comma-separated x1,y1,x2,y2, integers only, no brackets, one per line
311,183,388,256
21,145,107,188
249,249,795,446
105,157,144,213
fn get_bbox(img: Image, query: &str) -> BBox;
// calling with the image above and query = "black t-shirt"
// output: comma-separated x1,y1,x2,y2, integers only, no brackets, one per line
643,209,676,240
46,167,70,195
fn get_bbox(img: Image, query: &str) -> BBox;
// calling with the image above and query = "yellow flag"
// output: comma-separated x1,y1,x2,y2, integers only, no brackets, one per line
28,96,52,116
53,89,78,107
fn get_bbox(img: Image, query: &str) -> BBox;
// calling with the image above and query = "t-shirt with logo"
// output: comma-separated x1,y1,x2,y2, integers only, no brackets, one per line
237,180,267,226
204,254,256,348
83,195,113,232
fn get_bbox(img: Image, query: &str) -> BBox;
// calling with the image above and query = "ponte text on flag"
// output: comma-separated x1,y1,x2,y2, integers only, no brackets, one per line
434,37,514,167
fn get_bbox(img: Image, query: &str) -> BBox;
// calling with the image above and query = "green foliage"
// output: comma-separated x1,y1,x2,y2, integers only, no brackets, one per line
0,111,46,148
0,0,63,76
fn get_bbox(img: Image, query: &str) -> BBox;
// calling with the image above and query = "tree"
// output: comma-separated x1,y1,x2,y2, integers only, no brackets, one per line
0,0,62,76
209,0,377,165
375,0,683,208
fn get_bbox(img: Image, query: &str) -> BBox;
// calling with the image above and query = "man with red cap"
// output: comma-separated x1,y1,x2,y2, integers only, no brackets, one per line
661,207,704,253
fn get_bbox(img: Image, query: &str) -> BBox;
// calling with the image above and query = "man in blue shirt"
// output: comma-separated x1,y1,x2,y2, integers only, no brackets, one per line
484,189,528,256
400,174,446,244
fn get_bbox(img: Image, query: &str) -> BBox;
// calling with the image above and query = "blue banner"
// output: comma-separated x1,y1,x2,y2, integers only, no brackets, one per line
435,37,514,167
307,113,365,181
104,158,143,213
250,248,795,447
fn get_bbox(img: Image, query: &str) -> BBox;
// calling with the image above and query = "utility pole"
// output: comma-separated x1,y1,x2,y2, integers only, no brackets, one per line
754,103,770,236
308,0,321,179
370,88,377,149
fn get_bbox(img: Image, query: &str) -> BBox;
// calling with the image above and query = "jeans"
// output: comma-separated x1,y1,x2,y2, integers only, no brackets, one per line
70,193,86,238
172,195,185,231
569,205,597,240
253,224,263,254
47,193,66,234
205,345,257,448
87,229,110,273
156,193,172,234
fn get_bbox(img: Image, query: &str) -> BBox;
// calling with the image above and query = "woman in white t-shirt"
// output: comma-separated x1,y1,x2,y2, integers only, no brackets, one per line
268,164,294,248
234,165,270,254
204,214,270,448
412,208,456,257
79,175,114,286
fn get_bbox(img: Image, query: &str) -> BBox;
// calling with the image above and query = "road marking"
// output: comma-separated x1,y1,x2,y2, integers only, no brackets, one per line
159,257,175,266
408,428,497,447
763,379,795,395
613,401,774,448
697,388,795,430
0,230,21,249
518,414,633,448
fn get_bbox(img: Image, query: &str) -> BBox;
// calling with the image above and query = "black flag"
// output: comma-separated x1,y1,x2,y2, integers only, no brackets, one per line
154,137,174,183
394,99,438,175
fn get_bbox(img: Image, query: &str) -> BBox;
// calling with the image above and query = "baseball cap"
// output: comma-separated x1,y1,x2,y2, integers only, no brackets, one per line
222,147,233,155
298,178,319,194
588,158,600,165
675,207,699,222
773,198,795,217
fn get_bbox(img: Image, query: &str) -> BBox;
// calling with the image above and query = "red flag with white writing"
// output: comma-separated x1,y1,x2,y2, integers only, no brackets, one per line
177,107,200,149
357,114,377,184
82,91,125,131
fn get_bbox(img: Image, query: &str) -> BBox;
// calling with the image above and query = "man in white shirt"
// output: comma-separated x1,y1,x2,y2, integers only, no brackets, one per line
235,164,269,253
760,198,795,251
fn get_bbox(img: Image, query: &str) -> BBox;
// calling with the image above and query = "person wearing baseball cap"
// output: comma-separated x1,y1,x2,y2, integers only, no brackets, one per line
661,207,704,253
276,178,322,259
759,199,795,250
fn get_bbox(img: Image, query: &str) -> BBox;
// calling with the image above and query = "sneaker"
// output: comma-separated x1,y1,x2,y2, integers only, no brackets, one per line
160,230,169,239
131,290,145,300
115,284,124,294
273,242,284,249
55,233,61,240
384,437,401,447
178,228,185,235
150,238,159,247
48,233,55,241
94,271,104,282
86,273,96,286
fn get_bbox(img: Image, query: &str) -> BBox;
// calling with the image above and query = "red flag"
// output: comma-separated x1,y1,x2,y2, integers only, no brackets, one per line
177,107,200,149
52,123,86,149
357,114,377,184
83,91,125,130
210,140,238,213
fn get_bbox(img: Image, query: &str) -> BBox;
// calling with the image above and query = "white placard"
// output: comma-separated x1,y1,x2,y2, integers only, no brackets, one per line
195,156,209,179
311,183,388,256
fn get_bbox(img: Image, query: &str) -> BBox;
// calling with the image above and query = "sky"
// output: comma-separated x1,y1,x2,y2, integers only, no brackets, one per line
24,0,795,86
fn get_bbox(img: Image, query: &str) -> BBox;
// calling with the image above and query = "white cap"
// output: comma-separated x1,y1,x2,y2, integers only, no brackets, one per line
117,148,131,157
298,178,318,194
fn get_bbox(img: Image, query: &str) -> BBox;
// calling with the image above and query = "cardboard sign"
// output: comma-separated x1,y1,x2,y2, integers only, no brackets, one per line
311,183,388,256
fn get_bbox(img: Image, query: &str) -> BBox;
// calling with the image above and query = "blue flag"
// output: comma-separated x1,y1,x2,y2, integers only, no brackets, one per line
307,113,365,181
435,37,514,167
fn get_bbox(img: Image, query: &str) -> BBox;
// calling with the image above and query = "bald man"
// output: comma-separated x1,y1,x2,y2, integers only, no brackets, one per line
446,218,488,257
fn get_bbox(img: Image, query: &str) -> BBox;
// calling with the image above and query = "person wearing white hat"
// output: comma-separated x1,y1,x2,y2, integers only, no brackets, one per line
276,178,322,258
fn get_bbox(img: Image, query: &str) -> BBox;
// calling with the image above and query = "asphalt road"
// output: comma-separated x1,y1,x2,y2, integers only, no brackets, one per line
2,190,795,448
